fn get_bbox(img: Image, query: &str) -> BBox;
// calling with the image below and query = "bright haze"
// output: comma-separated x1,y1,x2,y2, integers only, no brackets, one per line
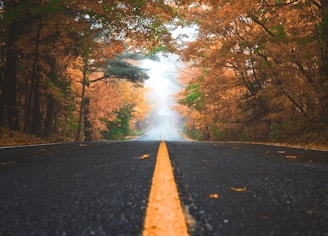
137,23,198,141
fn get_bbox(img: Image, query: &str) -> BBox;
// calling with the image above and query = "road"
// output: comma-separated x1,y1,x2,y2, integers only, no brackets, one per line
0,109,327,235
137,107,184,141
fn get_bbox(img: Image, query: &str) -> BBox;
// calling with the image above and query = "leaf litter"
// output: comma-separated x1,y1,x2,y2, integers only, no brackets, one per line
230,187,247,192
208,193,220,199
140,154,150,159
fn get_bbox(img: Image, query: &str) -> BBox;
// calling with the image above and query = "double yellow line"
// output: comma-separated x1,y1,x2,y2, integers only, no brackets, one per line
142,141,189,236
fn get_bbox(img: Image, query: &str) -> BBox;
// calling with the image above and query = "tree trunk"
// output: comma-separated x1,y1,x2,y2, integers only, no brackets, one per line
320,0,328,82
31,81,41,135
0,70,6,127
319,0,328,118
76,58,88,141
43,54,58,137
4,20,20,131
27,15,43,135
83,97,92,141
43,95,55,137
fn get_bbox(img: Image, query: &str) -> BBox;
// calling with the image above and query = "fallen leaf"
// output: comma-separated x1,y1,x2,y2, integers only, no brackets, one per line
307,210,316,215
140,154,150,159
286,155,297,159
208,193,220,199
278,151,285,154
0,161,15,165
233,146,240,150
230,187,247,192
79,144,87,147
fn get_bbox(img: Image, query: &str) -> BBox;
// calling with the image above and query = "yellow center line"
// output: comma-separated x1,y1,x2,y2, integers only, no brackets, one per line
142,141,189,236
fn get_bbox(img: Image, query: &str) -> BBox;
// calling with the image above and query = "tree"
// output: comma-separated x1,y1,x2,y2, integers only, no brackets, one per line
0,0,179,141
178,0,328,144
77,57,149,141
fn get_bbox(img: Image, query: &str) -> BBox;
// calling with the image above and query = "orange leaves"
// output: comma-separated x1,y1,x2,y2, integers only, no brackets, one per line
0,128,48,147
86,75,150,139
140,154,151,159
207,186,247,200
230,187,247,192
208,193,220,199
278,150,297,160
175,0,328,145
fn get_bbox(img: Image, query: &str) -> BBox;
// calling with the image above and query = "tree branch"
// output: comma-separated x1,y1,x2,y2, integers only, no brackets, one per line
249,14,275,37
262,0,299,7
283,91,309,118
310,0,323,9
89,75,113,83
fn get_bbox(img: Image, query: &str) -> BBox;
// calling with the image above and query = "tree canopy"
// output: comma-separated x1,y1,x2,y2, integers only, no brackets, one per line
1,0,327,145
175,0,328,145
0,0,178,141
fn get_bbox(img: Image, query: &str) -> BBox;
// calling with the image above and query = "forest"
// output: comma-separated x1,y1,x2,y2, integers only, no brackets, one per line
1,0,328,146
176,0,328,146
0,0,174,142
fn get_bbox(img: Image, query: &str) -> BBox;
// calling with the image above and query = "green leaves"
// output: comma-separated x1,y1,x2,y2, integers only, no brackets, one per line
270,24,287,43
105,58,149,82
103,105,134,140
179,83,204,111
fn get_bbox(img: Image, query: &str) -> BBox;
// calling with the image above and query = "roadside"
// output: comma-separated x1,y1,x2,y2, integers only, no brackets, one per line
1,127,327,152
0,128,53,147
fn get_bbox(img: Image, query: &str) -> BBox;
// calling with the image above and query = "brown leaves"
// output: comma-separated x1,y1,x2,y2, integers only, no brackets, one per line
0,128,48,147
230,187,247,192
140,154,150,159
278,150,297,160
88,79,150,140
0,161,15,165
174,0,328,146
208,193,220,199
207,186,248,200
307,210,317,215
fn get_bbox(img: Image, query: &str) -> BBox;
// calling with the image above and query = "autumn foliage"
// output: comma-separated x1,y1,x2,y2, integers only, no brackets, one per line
176,0,328,145
0,0,174,141
1,0,328,145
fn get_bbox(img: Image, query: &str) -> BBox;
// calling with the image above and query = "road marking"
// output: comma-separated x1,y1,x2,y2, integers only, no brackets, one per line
142,141,189,236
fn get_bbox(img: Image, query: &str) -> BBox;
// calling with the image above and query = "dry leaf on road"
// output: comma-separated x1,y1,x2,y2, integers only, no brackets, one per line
0,161,15,165
140,154,150,159
230,187,247,192
208,193,220,199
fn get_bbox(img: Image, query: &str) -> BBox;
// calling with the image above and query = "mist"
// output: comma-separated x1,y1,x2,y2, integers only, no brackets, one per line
137,22,198,140
140,53,184,130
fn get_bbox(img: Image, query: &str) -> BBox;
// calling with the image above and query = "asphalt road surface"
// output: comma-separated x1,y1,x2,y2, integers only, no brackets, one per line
137,107,184,141
0,110,327,235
